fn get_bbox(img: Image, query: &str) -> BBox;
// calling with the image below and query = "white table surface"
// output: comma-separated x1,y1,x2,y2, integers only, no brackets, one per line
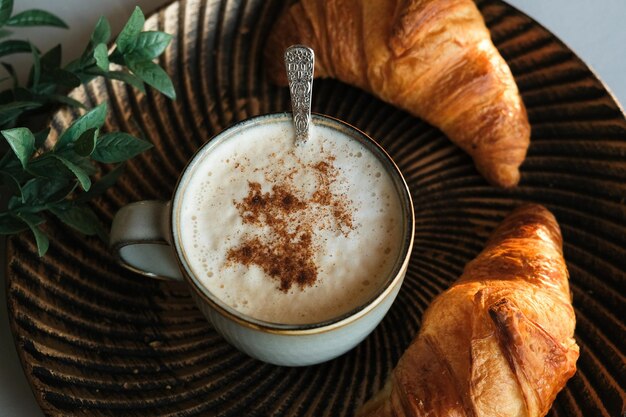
1,0,625,415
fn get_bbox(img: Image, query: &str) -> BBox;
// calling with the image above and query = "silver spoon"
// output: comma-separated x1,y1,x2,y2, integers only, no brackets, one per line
284,45,315,144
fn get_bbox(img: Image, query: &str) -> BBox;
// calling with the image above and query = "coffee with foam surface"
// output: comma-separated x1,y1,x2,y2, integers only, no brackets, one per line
178,119,404,324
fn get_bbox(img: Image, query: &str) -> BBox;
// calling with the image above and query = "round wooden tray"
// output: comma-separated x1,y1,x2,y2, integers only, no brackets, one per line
6,0,625,415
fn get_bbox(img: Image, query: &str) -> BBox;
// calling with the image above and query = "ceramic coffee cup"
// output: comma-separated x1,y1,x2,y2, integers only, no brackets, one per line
110,112,414,366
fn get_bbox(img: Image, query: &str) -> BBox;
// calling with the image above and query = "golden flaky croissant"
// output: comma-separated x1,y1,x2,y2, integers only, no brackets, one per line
358,204,579,417
266,0,531,187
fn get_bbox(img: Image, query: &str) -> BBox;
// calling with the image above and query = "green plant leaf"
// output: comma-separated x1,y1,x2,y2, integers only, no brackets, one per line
2,127,34,168
55,102,107,150
41,93,85,109
0,110,18,126
19,179,41,205
62,55,80,73
7,194,21,210
93,43,109,71
20,176,71,206
1,62,17,87
1,158,27,175
62,151,98,175
18,212,49,256
0,105,39,126
27,154,73,179
27,151,97,180
40,44,61,69
107,70,145,93
0,100,40,114
29,42,41,86
0,214,27,234
108,48,124,66
77,163,124,202
74,127,97,156
129,31,172,60
69,71,92,86
13,86,34,101
0,39,32,58
49,203,104,238
0,170,22,200
127,59,175,99
33,85,58,96
116,6,144,54
92,132,152,163
52,154,91,191
81,66,106,77
33,128,49,147
41,68,81,87
0,0,13,26
0,4,180,253
91,16,111,45
6,9,68,28
0,28,12,38
78,163,124,201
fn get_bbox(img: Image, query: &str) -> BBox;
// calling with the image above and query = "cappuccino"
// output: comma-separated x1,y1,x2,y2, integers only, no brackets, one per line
178,119,404,324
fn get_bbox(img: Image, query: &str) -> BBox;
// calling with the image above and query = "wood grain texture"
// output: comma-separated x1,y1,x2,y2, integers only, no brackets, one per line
6,0,626,416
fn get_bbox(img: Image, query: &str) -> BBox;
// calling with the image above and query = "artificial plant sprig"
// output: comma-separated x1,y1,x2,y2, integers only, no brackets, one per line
0,0,177,256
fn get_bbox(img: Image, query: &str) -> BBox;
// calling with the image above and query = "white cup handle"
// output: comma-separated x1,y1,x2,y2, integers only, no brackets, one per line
109,200,183,281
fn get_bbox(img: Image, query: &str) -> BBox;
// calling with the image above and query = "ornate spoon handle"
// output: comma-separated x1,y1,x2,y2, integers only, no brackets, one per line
284,45,314,143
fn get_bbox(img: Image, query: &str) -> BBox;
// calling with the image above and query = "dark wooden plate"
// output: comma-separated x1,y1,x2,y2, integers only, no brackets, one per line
6,0,625,415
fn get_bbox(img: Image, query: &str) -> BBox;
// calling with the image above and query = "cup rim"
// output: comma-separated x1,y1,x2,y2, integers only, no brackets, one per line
171,112,415,335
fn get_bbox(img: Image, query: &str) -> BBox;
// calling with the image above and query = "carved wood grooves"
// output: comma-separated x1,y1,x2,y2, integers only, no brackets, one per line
6,0,626,415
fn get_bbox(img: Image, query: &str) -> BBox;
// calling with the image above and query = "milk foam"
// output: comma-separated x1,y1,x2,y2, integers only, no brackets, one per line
178,120,404,324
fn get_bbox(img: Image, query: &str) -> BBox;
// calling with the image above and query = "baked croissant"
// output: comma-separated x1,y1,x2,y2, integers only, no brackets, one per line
358,204,579,417
265,0,531,187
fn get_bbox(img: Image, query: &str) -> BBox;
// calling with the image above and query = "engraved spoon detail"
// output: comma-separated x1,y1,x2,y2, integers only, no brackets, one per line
284,45,314,143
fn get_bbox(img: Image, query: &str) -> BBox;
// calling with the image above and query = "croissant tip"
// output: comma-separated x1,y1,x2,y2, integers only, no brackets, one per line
484,166,521,188
511,203,549,215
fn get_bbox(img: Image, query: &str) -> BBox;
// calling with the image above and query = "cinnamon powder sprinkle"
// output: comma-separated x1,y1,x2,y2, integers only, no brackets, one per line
226,158,353,292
